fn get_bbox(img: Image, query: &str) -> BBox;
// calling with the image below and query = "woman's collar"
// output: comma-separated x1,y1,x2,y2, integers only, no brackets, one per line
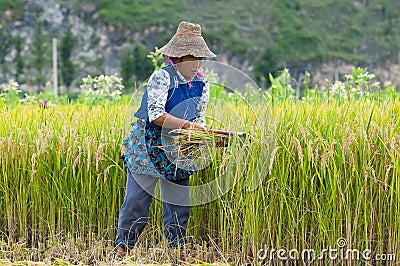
172,64,191,82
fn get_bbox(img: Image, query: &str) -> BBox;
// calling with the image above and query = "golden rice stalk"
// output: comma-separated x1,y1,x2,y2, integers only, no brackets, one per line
168,128,229,157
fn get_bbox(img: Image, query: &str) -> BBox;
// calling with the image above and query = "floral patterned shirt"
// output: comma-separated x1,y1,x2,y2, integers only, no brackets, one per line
123,66,209,180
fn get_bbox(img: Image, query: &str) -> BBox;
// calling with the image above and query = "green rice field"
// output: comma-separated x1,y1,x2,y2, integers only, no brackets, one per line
0,70,399,265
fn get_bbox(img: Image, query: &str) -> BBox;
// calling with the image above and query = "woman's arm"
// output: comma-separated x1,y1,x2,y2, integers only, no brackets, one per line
152,113,206,130
147,69,170,123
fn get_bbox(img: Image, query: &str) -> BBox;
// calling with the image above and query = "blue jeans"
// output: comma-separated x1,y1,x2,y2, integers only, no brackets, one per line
115,169,190,250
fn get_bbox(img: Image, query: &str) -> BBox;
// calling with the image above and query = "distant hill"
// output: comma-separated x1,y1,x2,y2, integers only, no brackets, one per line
80,0,400,63
1,0,400,87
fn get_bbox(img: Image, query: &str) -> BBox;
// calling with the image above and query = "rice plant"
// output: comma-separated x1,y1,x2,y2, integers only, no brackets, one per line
0,70,399,264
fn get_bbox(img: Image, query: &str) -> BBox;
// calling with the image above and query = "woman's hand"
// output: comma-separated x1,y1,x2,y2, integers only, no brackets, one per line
182,121,206,131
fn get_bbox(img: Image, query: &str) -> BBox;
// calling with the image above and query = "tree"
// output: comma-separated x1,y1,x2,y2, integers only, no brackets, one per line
254,27,323,88
253,45,284,88
14,36,24,82
120,48,134,88
0,25,12,81
120,42,153,90
31,22,48,89
59,27,77,90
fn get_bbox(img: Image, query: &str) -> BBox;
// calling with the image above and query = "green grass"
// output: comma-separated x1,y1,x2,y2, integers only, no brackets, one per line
0,103,125,245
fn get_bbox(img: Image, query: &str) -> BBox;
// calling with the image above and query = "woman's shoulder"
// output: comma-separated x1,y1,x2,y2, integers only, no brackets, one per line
148,67,170,84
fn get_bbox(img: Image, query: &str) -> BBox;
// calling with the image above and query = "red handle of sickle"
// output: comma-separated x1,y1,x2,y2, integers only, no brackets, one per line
208,129,234,135
208,129,247,138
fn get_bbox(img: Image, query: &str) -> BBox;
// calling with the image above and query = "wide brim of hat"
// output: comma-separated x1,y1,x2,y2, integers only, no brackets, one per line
159,34,216,58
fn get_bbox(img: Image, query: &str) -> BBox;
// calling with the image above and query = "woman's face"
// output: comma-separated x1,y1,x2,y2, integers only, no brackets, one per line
175,55,203,80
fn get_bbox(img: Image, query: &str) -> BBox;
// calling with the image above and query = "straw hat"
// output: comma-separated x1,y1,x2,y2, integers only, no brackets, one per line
159,21,216,58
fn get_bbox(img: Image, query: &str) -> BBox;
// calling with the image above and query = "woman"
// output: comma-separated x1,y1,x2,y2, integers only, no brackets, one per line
115,21,216,256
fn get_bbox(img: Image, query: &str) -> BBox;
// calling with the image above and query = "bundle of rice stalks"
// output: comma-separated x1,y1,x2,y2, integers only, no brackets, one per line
167,129,246,158
167,128,223,158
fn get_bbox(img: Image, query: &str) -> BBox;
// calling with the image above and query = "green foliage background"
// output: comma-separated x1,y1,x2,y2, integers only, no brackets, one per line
73,0,400,85
1,0,400,86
